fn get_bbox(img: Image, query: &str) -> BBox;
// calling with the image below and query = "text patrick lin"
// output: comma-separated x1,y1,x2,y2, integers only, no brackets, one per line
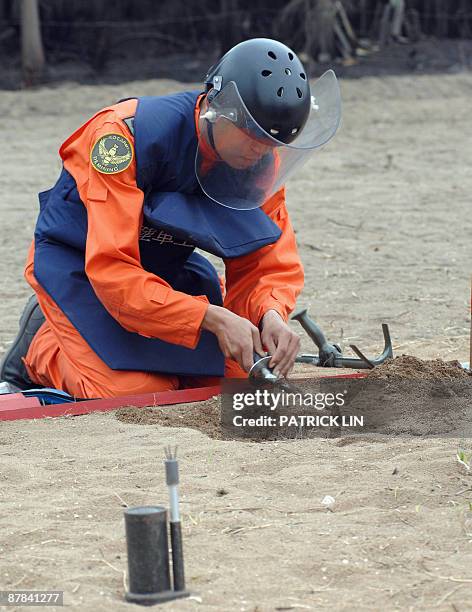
233,413,364,428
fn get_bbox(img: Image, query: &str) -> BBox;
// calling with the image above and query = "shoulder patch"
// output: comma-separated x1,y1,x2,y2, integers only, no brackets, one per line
90,133,133,174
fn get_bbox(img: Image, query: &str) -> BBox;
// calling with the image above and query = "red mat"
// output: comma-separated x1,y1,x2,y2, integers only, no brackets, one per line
0,385,222,421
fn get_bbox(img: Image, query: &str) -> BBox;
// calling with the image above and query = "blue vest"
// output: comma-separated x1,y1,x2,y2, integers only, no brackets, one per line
33,91,281,377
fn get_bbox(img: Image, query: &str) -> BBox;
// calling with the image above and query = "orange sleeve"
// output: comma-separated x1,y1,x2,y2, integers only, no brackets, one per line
223,188,304,326
60,109,209,349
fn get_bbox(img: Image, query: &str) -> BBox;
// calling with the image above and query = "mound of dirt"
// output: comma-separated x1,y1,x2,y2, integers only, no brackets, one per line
116,356,472,440
367,355,470,380
333,355,471,437
116,397,222,439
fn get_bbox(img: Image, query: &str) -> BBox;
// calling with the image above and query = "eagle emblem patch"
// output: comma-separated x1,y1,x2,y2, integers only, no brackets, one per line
90,133,133,174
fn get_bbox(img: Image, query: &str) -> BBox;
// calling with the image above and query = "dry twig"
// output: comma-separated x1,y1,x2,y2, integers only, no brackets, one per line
113,491,129,507
421,561,472,584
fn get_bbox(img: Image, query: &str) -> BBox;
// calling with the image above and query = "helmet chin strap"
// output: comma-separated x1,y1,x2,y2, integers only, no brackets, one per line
207,121,217,153
200,90,221,159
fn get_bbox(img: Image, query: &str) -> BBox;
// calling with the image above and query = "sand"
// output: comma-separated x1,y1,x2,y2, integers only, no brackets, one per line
0,72,471,610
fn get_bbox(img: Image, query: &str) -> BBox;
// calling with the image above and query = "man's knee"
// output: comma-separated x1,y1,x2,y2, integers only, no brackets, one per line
88,370,179,399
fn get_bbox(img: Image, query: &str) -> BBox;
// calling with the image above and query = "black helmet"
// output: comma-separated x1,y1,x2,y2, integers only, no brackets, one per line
204,38,311,144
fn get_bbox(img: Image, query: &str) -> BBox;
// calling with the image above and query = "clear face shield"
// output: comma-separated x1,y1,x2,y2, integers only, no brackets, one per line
195,70,342,210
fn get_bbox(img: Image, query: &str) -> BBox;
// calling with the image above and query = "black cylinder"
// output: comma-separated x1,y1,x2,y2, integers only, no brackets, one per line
170,522,185,592
125,506,171,602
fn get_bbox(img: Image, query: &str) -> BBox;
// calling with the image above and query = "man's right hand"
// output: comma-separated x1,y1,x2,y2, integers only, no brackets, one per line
201,305,264,372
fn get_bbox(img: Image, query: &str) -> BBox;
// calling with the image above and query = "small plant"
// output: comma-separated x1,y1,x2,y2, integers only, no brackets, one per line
456,449,471,471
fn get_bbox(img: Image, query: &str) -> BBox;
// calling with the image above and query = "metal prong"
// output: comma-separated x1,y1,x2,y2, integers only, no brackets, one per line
348,344,375,369
164,445,178,461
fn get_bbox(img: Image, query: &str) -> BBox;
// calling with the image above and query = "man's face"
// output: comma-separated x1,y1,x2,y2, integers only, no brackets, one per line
212,118,273,170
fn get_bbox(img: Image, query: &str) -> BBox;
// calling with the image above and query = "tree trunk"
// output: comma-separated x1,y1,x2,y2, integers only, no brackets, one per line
316,0,336,62
379,2,393,47
20,0,45,86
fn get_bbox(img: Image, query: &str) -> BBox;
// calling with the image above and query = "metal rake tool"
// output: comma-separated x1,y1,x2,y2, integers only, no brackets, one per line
291,308,393,370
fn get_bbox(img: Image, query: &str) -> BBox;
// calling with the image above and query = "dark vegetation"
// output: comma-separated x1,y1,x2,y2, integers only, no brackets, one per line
1,0,471,88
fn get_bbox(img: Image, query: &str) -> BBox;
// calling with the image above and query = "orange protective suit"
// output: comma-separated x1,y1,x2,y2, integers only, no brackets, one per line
24,97,304,398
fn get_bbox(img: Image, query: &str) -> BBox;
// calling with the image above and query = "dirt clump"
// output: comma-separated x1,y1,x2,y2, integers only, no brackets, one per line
367,355,470,381
341,355,472,437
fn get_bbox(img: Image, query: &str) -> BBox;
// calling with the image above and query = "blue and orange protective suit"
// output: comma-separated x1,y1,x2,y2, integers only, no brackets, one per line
23,92,304,398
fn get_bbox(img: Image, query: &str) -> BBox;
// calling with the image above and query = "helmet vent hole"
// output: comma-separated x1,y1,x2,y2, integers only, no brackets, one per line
268,51,277,60
300,72,306,80
288,52,294,60
285,68,292,75
296,87,303,98
261,70,272,77
277,87,284,97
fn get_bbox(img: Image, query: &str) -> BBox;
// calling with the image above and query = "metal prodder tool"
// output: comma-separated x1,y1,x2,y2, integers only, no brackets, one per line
124,448,190,605
164,445,186,594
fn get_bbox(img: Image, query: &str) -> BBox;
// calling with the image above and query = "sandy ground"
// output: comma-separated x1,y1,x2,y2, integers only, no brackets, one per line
0,72,471,611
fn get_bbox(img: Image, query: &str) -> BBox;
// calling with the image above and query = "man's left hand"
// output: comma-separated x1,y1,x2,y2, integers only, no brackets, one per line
260,310,301,378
